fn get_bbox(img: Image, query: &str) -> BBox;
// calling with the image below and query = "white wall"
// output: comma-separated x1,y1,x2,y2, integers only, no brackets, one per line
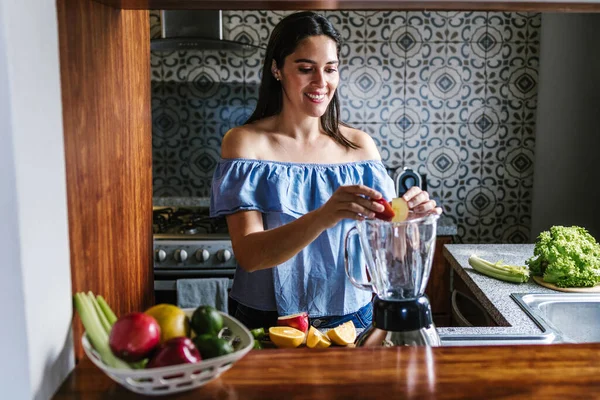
0,1,74,399
531,13,600,241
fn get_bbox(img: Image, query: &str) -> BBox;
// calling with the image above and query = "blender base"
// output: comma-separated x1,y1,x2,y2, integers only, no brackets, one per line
355,295,441,347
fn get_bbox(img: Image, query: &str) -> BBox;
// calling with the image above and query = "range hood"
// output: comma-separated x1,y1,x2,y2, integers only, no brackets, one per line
151,10,263,52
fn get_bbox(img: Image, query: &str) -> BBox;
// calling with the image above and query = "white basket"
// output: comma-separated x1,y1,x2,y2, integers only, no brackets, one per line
82,310,253,396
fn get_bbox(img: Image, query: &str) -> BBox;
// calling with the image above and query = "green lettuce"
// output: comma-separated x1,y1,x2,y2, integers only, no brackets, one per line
526,226,600,288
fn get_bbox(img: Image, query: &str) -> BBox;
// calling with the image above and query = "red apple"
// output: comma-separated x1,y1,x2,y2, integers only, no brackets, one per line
277,312,309,333
147,337,201,368
109,312,161,362
373,198,395,221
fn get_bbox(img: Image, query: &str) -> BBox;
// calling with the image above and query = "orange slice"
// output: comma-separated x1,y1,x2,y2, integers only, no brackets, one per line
326,321,356,346
306,326,331,349
268,326,305,348
391,197,409,222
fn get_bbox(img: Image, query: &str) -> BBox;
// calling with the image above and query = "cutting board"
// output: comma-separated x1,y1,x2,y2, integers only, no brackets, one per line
532,276,600,293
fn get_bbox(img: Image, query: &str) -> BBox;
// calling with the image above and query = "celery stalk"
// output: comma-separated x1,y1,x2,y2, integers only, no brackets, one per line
96,295,117,326
468,255,529,283
74,292,130,369
87,292,111,335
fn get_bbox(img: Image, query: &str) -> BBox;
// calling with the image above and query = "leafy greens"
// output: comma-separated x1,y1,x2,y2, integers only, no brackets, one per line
526,226,600,288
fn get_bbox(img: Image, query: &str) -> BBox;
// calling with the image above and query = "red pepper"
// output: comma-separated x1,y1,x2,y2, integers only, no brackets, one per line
373,198,395,221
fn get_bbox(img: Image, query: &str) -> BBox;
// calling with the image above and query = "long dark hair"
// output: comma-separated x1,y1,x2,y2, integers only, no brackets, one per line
245,11,359,149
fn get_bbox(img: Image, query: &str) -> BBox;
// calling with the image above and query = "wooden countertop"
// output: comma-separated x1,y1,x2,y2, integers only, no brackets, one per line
55,344,600,399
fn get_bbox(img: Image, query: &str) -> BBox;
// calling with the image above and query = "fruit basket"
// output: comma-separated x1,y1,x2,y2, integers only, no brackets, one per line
82,310,253,396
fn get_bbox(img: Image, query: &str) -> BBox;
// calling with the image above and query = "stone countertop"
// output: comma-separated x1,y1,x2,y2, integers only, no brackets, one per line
153,196,458,236
438,244,558,339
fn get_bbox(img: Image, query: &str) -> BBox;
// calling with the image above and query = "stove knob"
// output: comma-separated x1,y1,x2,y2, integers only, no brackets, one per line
216,249,232,263
174,249,188,262
195,249,210,262
155,249,166,262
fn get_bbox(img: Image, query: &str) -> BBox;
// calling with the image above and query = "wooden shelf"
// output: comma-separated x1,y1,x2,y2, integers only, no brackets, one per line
94,0,600,12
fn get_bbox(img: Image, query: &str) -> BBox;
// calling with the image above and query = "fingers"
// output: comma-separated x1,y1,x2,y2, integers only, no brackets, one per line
342,184,382,200
402,186,424,203
413,199,437,213
341,199,378,218
402,187,443,215
335,185,384,215
407,191,429,209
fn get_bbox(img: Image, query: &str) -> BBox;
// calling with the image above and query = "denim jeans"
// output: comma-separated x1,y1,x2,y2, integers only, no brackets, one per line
309,302,373,329
233,302,279,330
232,300,373,330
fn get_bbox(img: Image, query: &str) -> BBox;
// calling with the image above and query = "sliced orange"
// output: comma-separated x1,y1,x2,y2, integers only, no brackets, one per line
391,197,409,222
326,321,356,346
306,326,331,349
268,326,305,348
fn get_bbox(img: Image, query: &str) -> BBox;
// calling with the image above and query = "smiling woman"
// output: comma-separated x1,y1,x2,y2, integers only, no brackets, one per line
209,11,441,331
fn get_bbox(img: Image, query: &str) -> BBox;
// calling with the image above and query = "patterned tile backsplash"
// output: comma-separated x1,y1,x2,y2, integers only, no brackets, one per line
150,10,540,244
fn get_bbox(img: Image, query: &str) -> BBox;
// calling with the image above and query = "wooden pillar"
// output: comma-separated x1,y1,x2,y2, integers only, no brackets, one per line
56,0,153,359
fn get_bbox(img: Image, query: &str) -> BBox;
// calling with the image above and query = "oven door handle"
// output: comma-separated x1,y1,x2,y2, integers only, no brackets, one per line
154,279,233,291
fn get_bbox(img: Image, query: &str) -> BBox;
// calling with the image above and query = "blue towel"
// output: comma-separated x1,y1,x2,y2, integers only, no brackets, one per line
176,278,229,313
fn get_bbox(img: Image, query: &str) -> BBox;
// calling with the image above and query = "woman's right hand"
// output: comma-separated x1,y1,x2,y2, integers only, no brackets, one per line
315,185,385,229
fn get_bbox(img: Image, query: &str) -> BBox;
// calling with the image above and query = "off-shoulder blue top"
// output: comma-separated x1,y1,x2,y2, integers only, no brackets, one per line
210,158,396,318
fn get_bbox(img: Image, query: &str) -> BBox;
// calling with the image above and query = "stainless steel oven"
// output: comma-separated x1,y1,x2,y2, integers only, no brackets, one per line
153,207,236,313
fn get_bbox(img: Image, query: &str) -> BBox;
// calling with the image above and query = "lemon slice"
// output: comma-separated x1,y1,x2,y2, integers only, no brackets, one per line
268,326,305,348
306,326,331,349
391,197,409,222
326,321,356,346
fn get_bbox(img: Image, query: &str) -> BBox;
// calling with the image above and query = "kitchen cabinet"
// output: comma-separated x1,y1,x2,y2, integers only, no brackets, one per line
94,0,600,12
426,236,453,327
450,269,497,327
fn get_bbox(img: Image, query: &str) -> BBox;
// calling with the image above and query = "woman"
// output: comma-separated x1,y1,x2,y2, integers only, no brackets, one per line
210,11,441,330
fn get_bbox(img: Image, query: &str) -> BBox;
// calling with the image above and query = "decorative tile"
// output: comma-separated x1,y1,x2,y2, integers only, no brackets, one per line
243,47,266,84
404,43,433,88
446,11,487,42
527,13,542,42
340,42,366,81
407,11,441,43
366,11,407,42
365,42,394,81
498,222,531,244
150,51,188,82
242,11,281,48
150,11,162,39
325,11,366,43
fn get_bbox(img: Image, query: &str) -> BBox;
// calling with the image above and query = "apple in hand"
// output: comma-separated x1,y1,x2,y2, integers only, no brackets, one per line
373,198,395,221
109,312,161,362
277,312,309,333
147,337,201,368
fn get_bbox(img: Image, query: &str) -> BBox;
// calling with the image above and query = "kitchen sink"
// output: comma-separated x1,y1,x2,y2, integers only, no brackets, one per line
512,293,600,344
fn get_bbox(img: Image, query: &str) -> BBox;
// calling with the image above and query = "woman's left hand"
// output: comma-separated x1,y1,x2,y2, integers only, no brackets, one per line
402,187,443,215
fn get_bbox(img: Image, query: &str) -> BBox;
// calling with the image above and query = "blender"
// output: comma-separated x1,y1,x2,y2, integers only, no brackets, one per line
344,212,441,346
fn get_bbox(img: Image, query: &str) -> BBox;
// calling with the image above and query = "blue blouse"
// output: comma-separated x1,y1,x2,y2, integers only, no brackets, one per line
210,158,396,318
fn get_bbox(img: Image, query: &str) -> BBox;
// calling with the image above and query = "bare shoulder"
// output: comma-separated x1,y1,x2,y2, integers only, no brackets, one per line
340,125,381,161
220,124,267,159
